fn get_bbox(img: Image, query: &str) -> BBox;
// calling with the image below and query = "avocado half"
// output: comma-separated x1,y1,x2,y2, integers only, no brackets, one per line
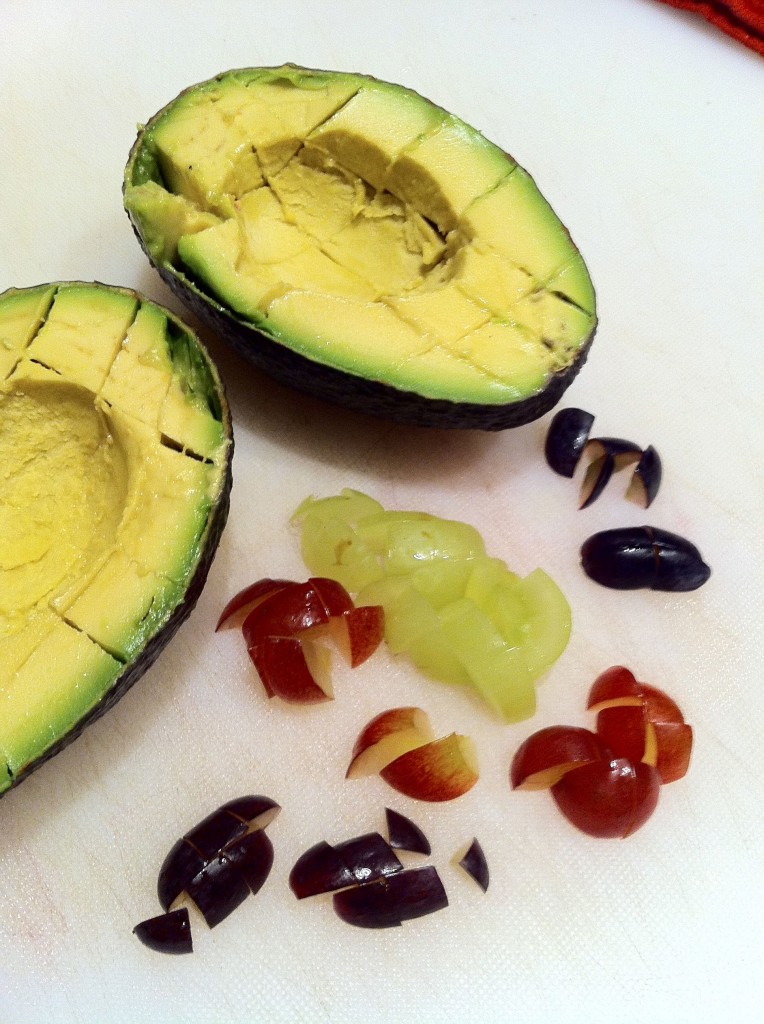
124,65,596,431
0,282,232,795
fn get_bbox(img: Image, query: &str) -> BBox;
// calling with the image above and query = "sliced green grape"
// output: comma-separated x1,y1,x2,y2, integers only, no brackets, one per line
471,654,537,722
300,513,382,591
291,488,384,528
354,511,433,555
382,518,485,575
405,626,473,686
408,559,473,609
293,489,570,724
515,568,572,678
481,577,527,646
356,577,438,654
464,556,520,607
438,597,534,721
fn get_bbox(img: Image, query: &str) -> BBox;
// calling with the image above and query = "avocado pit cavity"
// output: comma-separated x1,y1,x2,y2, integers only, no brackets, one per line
0,379,127,618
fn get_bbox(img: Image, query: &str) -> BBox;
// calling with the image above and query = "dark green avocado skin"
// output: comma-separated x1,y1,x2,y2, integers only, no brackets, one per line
124,68,596,432
1,284,233,798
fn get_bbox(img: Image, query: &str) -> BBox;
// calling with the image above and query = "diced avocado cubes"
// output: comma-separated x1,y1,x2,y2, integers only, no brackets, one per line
125,65,595,413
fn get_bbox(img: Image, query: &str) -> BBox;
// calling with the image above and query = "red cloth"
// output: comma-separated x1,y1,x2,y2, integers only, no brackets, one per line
657,0,764,55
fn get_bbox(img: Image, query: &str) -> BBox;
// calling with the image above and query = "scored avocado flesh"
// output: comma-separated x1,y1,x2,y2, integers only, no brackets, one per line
0,283,229,791
125,66,595,406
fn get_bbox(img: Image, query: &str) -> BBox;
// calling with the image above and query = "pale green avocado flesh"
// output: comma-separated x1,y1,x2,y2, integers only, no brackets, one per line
125,66,595,410
0,283,231,793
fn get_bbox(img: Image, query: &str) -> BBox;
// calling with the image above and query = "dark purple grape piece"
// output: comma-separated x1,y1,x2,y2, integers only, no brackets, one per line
579,453,614,509
581,526,711,591
133,908,193,954
385,808,431,855
157,838,206,912
218,795,281,830
334,832,403,885
184,856,251,929
184,808,248,859
544,407,595,477
458,839,489,892
332,866,448,929
627,445,662,508
289,841,352,899
584,437,642,469
223,829,274,895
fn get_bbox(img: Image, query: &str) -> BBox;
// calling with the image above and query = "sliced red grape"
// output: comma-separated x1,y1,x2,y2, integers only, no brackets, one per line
216,578,294,630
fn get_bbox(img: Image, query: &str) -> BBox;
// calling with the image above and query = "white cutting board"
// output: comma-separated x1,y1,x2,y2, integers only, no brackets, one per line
1,2,762,1022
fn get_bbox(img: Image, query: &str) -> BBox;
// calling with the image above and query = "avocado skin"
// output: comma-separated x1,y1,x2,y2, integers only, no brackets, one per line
0,283,233,796
124,67,596,432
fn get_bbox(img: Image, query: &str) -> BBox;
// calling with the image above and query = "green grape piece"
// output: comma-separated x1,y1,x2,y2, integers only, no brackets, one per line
515,568,572,678
291,488,384,527
382,518,486,575
300,514,382,591
354,510,434,555
408,559,473,609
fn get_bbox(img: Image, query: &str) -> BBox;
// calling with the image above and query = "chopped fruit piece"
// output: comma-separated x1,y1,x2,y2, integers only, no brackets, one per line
512,668,692,838
249,637,333,702
296,491,570,721
184,855,251,928
220,577,382,704
551,758,661,839
133,908,193,955
289,833,403,899
303,604,384,668
510,726,606,790
346,707,434,779
380,733,479,802
154,796,280,931
241,581,333,645
458,839,489,892
653,722,694,785
588,667,689,740
385,808,431,855
216,578,294,630
581,526,711,591
596,705,657,765
544,406,595,477
626,445,662,508
332,866,448,929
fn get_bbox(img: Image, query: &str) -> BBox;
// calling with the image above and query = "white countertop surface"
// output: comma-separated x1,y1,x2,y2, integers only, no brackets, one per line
1,2,762,1022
